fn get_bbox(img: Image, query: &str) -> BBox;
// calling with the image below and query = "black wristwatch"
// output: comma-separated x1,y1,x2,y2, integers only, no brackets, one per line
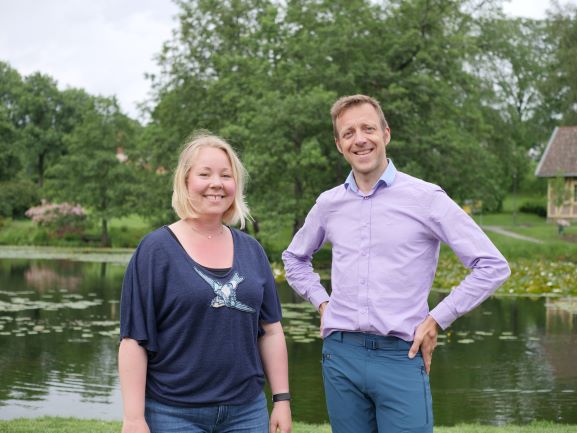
272,392,291,403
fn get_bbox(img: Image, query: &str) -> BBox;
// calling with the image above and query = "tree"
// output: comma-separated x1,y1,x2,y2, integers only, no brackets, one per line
0,62,23,182
46,97,140,246
147,0,525,238
543,3,577,125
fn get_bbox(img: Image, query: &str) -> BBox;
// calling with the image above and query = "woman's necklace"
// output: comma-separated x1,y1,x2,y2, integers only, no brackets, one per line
189,223,224,239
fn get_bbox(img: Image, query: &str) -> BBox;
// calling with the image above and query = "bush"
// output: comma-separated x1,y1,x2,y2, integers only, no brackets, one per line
519,201,547,218
25,201,88,238
0,179,39,218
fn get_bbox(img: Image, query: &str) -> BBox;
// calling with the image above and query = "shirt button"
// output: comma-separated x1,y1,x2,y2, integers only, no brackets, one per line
361,251,367,256
360,279,365,285
363,196,369,200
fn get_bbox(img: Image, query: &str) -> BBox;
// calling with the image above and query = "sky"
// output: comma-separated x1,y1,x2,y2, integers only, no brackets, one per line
0,0,573,120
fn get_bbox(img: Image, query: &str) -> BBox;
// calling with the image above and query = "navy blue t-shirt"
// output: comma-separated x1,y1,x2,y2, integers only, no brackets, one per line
120,226,282,406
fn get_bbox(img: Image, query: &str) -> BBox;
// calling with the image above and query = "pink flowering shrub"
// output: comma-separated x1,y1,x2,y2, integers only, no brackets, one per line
25,201,87,237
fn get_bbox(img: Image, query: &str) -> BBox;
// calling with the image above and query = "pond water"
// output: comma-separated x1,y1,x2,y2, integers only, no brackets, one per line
0,257,576,425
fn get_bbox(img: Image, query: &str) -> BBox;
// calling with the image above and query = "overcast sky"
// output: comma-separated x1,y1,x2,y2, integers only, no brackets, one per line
0,0,573,120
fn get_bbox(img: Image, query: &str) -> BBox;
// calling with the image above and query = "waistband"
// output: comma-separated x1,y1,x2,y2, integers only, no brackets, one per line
327,331,412,351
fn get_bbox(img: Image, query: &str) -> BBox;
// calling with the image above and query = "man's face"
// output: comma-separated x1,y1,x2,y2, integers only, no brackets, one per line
335,103,390,181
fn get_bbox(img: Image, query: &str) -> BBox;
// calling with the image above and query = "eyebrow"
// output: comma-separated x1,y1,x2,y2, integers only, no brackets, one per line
195,166,233,173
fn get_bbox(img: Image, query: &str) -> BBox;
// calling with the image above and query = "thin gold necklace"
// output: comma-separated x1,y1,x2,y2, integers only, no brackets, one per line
189,223,224,239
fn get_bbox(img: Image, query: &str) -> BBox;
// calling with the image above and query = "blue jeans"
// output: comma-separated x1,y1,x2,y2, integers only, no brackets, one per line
145,392,269,433
322,331,433,433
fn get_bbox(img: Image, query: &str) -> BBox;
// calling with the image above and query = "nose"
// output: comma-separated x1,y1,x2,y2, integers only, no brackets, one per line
208,176,224,188
355,130,368,145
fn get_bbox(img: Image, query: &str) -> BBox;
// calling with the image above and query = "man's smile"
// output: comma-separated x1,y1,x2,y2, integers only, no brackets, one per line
353,148,374,156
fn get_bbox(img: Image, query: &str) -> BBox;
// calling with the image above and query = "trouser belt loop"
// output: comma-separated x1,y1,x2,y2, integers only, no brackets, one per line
365,338,377,350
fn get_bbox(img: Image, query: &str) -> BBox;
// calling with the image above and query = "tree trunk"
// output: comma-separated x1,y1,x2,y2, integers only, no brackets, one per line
101,218,111,247
37,152,45,187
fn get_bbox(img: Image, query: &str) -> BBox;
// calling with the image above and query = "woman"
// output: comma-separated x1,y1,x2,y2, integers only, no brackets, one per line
119,132,291,433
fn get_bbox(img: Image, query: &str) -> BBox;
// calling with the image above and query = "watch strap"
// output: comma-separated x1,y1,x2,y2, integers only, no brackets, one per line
272,392,291,402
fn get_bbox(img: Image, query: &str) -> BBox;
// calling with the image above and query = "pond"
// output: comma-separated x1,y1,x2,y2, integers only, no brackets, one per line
0,257,576,425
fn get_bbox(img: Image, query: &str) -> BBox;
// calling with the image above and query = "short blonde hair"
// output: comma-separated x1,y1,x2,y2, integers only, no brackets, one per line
172,131,250,228
330,94,389,139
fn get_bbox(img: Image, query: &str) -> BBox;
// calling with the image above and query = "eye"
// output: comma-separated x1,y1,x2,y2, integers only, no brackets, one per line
198,172,209,177
343,131,353,139
222,174,233,179
365,126,376,132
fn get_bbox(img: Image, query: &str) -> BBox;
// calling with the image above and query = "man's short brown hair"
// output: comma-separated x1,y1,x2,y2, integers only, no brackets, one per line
330,94,389,139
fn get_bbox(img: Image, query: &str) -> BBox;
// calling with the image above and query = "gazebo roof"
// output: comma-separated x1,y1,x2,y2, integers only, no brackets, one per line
536,126,577,177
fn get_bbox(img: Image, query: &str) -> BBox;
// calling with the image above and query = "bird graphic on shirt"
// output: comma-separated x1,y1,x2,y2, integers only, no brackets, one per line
194,267,255,313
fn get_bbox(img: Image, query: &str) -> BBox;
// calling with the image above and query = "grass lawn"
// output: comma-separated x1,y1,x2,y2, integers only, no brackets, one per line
0,418,575,433
0,215,153,248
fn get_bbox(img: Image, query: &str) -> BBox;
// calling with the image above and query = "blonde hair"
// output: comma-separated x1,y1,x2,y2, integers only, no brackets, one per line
330,94,389,139
172,131,250,228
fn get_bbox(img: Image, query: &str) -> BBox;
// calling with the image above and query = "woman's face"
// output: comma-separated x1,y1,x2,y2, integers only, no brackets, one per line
186,147,236,219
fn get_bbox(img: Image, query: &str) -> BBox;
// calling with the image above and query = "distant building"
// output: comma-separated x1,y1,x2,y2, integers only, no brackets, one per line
116,147,128,163
535,126,577,222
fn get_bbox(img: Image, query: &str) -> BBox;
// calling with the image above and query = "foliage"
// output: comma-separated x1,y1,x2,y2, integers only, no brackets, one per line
0,63,24,183
150,0,522,234
2,2,577,244
543,3,577,125
0,179,38,218
45,97,141,246
519,201,547,218
13,75,91,187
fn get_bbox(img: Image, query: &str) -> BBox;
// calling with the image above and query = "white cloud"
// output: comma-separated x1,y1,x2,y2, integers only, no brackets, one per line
0,0,178,119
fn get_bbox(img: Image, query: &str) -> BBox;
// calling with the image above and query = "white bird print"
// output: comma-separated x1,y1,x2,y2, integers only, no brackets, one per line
194,267,255,313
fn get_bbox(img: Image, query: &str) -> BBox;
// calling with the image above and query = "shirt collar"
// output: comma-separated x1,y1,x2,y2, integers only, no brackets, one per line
344,159,397,194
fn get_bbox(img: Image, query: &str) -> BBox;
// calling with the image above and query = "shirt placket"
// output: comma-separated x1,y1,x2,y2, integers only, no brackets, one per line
358,194,371,330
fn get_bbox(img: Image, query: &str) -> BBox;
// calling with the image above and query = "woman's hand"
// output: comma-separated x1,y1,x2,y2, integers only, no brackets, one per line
269,400,292,433
121,418,150,433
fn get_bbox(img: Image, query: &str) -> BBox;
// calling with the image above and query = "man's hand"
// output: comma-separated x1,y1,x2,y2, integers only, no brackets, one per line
408,315,439,374
319,301,328,336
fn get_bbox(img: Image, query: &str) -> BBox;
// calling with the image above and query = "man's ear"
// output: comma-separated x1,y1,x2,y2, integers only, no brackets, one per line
384,127,391,147
335,138,343,154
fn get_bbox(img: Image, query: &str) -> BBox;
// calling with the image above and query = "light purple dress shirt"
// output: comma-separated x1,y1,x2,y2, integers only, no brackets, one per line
282,160,511,341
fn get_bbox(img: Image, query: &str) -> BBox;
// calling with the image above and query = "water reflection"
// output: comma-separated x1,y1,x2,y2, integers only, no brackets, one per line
0,258,575,425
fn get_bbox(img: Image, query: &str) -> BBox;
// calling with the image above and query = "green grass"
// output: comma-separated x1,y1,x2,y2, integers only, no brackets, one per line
0,215,152,248
0,418,574,433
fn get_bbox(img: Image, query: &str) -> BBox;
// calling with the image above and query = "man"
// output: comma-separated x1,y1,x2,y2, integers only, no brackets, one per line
282,94,510,433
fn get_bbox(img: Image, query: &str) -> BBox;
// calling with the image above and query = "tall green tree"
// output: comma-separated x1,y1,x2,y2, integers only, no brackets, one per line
15,73,69,187
472,16,553,201
543,3,577,125
46,97,139,246
0,62,23,181
0,62,40,218
148,0,528,237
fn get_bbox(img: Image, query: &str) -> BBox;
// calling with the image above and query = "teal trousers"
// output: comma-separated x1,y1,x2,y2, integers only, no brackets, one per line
322,331,433,433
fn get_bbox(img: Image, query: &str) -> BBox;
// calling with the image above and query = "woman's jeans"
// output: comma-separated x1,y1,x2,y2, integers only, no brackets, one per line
145,391,268,433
